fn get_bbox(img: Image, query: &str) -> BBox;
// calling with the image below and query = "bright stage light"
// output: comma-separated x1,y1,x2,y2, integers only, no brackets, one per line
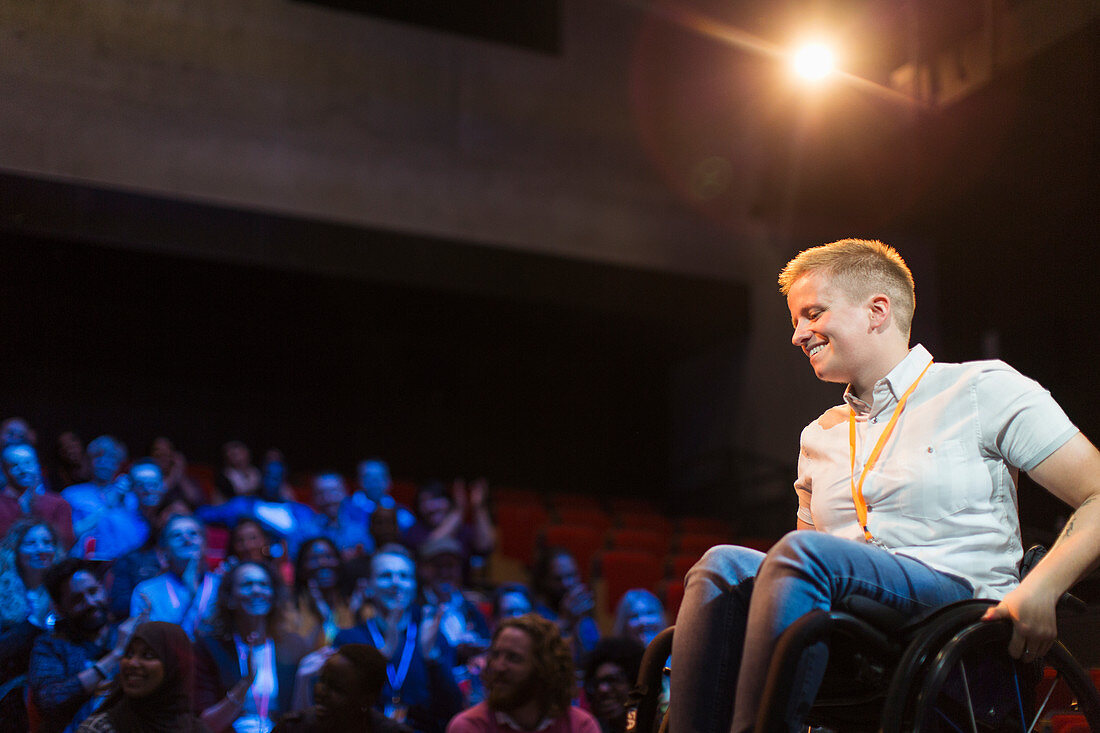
792,42,836,81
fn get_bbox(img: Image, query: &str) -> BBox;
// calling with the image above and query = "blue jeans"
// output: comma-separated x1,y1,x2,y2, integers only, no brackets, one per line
669,531,974,733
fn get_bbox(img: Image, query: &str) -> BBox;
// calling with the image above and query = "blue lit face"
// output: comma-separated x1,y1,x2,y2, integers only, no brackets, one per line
261,459,286,499
18,524,55,574
358,460,391,502
162,516,203,563
130,463,166,507
89,442,124,483
232,563,274,618
2,444,42,491
0,419,32,448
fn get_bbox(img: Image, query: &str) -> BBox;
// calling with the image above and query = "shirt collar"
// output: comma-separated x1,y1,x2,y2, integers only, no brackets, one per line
493,710,555,732
843,344,933,416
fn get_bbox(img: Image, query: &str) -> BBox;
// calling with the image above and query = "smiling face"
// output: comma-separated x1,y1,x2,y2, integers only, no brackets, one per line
2,444,42,492
369,552,416,616
589,661,631,723
302,540,339,589
231,563,274,618
787,272,883,394
62,570,109,633
18,524,56,577
120,636,166,698
622,595,664,648
486,626,539,712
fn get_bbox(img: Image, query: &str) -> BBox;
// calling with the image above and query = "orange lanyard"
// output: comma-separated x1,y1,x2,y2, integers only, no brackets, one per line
848,360,933,544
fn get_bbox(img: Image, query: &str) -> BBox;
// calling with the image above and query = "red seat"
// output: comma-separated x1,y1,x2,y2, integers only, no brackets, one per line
186,463,217,502
663,579,686,618
542,524,606,581
205,526,230,571
618,510,672,535
609,528,669,557
678,516,733,536
677,532,730,557
1050,714,1089,733
596,549,664,615
667,551,704,581
497,503,549,566
556,505,612,534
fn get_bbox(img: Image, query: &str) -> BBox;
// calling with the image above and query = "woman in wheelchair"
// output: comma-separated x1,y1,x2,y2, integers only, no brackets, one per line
668,240,1100,733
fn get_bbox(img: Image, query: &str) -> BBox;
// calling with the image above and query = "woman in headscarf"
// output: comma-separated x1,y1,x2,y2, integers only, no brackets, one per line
274,644,411,733
76,620,210,732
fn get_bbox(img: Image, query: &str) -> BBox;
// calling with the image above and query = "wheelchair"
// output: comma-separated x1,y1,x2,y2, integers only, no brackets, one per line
628,554,1100,732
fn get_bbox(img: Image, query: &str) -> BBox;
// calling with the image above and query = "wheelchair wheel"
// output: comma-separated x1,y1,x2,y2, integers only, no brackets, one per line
911,620,1100,732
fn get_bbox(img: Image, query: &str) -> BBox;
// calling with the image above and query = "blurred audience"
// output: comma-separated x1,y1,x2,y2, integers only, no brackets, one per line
404,481,494,560
63,436,146,559
309,472,373,560
288,537,362,651
582,638,644,733
194,561,308,733
131,514,219,639
1,443,75,549
0,519,66,731
491,584,534,627
275,644,412,733
531,548,599,657
75,620,210,733
446,614,600,733
610,590,666,649
334,544,462,733
149,436,206,507
352,459,416,533
30,559,145,733
214,441,262,505
54,432,92,492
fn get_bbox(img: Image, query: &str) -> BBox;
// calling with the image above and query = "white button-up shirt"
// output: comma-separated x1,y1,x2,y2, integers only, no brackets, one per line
796,344,1078,599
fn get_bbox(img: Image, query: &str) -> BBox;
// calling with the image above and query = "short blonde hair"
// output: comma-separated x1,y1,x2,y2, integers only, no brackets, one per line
778,238,915,335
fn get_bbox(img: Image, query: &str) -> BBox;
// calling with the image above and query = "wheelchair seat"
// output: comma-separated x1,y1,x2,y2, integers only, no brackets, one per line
629,597,1100,733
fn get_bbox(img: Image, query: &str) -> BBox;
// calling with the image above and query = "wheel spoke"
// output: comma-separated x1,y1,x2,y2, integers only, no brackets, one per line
958,660,979,733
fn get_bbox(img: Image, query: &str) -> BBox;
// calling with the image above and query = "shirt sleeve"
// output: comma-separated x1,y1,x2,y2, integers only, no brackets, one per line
975,363,1078,472
28,636,89,709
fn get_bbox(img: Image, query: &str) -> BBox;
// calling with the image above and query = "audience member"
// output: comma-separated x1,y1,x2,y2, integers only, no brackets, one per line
194,561,308,733
107,476,191,621
334,544,462,733
310,473,373,560
54,432,92,492
0,417,36,449
370,506,405,550
131,514,219,639
446,614,600,733
0,519,66,731
1,443,75,549
610,589,665,648
418,537,490,653
351,459,416,533
288,537,362,651
404,481,494,559
29,559,145,733
63,436,146,559
582,638,645,733
214,441,262,505
490,584,534,627
260,450,296,503
274,644,412,733
149,436,206,507
75,620,211,733
531,548,599,656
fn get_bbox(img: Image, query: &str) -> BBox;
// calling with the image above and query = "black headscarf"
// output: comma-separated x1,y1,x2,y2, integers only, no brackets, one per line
103,621,210,733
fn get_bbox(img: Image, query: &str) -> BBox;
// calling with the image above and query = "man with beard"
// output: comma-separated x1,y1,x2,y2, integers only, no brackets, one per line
447,613,600,733
28,559,144,733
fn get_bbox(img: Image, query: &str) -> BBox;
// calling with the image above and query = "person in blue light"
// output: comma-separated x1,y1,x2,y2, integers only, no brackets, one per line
351,459,417,534
670,239,1100,733
64,437,147,561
